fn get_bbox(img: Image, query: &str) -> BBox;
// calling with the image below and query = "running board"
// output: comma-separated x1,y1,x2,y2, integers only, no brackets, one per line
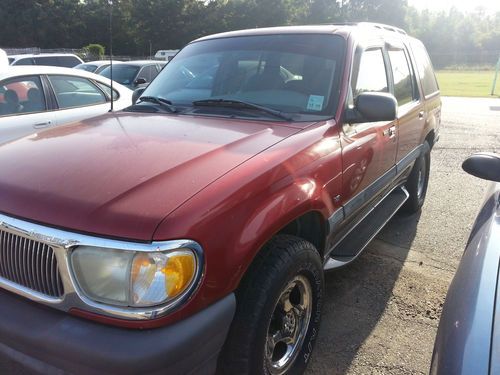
324,186,409,270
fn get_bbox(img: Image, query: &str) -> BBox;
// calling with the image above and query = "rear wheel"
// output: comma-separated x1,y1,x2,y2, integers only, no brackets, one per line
218,235,324,375
401,141,431,214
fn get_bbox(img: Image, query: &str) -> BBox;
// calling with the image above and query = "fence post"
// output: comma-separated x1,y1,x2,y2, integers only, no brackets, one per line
491,55,500,96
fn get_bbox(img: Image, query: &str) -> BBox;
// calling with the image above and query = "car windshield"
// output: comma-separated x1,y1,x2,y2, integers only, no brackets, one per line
100,65,140,85
142,34,346,120
75,64,97,72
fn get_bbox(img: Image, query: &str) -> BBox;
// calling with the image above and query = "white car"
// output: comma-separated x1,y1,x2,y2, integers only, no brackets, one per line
0,66,132,143
8,53,83,68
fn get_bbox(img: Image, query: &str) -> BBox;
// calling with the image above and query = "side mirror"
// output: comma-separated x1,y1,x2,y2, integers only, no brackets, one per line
134,77,147,86
462,153,500,182
132,87,145,104
346,92,397,123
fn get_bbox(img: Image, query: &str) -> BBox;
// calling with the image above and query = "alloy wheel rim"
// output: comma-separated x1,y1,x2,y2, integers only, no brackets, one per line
265,275,313,375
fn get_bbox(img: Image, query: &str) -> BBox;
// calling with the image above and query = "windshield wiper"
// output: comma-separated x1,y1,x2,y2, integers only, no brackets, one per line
139,96,178,113
192,99,293,121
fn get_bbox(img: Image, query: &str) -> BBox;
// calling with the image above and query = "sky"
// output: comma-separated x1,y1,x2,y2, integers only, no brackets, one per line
408,0,500,13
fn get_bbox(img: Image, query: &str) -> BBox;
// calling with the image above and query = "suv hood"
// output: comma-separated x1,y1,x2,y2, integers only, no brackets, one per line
0,113,300,240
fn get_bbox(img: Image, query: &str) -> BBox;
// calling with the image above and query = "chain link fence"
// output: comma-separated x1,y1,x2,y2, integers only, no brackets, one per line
1,47,154,62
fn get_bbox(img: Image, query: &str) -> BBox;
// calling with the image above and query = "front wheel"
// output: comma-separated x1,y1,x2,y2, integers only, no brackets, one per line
218,235,324,375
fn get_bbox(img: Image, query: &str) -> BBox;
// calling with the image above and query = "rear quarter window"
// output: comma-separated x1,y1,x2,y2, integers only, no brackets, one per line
35,56,59,66
58,56,81,68
388,49,418,106
410,40,439,97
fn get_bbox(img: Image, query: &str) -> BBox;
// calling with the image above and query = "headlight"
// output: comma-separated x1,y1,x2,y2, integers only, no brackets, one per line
71,246,199,308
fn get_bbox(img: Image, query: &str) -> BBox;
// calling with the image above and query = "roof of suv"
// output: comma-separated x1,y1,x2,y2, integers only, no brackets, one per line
195,23,407,42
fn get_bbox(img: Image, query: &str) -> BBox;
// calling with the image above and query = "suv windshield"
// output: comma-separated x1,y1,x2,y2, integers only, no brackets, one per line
142,34,345,120
100,65,140,86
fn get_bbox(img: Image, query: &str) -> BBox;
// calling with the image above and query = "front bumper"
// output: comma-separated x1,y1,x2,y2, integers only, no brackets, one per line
0,290,235,374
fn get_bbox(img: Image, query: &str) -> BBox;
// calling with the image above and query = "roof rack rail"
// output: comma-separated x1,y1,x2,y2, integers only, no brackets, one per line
328,22,407,35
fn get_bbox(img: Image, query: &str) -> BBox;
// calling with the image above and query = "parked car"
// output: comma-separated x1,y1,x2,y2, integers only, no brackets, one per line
99,60,165,89
8,53,83,67
0,23,440,374
155,49,179,61
74,60,111,74
431,153,500,375
0,66,132,143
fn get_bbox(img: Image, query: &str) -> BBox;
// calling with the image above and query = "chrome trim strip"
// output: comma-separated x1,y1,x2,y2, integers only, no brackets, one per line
328,144,423,240
0,213,204,320
396,144,423,174
343,165,397,219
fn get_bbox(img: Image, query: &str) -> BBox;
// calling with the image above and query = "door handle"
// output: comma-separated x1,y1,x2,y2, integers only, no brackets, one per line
33,120,52,128
418,111,425,119
388,126,396,138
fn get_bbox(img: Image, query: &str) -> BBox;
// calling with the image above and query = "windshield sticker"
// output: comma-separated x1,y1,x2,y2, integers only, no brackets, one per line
307,95,324,111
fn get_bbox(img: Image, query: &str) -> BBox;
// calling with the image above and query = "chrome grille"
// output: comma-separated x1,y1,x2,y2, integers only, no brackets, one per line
0,230,64,298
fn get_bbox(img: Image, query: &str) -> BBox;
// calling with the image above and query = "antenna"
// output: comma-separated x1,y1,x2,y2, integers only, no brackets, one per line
108,0,114,112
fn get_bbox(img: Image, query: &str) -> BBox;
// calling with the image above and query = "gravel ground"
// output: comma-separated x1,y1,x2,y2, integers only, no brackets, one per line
1,97,499,375
307,96,500,374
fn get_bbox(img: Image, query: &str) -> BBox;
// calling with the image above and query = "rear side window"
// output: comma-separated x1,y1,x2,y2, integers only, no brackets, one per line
58,56,81,68
96,82,119,100
0,75,46,116
354,48,388,96
388,49,416,106
48,75,106,109
411,41,439,97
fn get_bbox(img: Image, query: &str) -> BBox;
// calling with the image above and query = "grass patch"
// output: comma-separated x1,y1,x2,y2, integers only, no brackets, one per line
436,70,499,97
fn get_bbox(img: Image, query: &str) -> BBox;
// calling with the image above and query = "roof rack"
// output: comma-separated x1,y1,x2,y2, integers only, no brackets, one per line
328,22,407,35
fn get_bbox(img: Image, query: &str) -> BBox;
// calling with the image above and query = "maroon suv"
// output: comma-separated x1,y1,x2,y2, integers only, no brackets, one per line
0,23,440,374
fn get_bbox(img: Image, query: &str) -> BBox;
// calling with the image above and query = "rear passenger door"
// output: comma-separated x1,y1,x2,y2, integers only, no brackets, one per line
340,46,398,217
386,44,423,166
46,75,109,126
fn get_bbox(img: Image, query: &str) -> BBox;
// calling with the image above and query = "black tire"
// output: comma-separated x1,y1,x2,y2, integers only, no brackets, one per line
401,141,431,214
217,235,324,375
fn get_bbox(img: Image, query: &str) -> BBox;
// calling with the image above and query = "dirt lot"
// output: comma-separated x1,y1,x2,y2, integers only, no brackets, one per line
1,97,499,375
307,96,500,374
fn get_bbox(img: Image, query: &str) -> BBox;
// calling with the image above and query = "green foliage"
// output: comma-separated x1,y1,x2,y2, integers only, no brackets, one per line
0,0,498,68
83,43,105,58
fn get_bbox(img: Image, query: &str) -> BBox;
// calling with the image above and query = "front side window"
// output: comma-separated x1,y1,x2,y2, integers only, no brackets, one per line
0,75,46,116
100,65,140,86
141,34,346,119
354,48,388,96
138,65,158,83
388,49,416,106
48,75,106,109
